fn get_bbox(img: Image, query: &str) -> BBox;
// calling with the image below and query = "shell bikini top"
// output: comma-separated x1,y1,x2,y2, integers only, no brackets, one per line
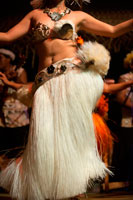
31,19,78,42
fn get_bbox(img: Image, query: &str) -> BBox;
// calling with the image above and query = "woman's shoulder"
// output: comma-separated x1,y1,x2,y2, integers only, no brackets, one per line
22,9,44,24
70,10,85,16
33,8,44,14
26,8,43,18
70,10,90,23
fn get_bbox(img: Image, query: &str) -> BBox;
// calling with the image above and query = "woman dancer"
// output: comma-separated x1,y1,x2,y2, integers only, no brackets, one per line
0,0,132,199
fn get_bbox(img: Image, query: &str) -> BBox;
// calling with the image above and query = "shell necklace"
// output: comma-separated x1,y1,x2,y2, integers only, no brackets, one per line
43,7,71,21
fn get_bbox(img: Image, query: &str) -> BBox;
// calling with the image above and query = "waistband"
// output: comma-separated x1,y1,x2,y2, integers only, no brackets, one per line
34,58,80,88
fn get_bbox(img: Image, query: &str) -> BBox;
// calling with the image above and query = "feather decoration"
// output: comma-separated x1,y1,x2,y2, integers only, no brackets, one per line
77,41,111,76
71,0,90,6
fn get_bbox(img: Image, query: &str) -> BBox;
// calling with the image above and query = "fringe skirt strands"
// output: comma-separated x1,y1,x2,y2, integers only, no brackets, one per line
0,53,110,200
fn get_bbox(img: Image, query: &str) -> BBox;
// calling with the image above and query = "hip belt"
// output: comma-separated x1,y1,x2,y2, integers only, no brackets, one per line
34,58,80,88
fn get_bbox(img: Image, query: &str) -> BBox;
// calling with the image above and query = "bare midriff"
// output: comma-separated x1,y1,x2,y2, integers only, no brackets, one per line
36,38,77,72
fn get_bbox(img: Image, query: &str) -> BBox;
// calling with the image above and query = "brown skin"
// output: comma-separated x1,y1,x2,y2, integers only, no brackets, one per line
0,72,28,89
103,81,133,94
0,53,27,89
0,0,132,72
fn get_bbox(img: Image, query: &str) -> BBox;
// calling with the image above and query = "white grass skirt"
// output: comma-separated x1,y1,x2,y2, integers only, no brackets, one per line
0,62,109,200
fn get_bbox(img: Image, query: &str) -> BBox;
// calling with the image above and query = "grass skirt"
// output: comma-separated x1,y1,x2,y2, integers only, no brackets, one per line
0,59,109,200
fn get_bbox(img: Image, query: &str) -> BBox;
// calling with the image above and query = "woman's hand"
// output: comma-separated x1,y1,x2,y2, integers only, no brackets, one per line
0,71,27,89
0,72,10,85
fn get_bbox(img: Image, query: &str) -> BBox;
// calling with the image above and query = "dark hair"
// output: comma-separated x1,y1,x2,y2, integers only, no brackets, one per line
30,0,83,10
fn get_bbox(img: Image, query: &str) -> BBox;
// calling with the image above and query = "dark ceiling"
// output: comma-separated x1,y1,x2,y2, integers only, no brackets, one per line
0,0,132,17
0,0,31,17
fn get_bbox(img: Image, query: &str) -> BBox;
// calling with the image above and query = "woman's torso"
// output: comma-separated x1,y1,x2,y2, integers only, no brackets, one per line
30,9,82,71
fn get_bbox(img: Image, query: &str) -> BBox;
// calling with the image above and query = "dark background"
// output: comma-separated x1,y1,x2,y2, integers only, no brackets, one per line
0,0,132,17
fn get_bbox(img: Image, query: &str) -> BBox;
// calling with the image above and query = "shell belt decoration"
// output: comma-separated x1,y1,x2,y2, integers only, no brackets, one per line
35,59,77,88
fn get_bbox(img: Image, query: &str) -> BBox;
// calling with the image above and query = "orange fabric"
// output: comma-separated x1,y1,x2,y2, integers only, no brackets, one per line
96,94,109,117
93,113,113,157
93,95,113,158
76,36,84,45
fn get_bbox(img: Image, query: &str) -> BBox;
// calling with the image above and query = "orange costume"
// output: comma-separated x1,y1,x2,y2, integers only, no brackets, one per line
93,95,114,162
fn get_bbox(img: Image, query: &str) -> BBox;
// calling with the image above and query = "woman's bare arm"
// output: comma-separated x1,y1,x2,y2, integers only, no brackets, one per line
77,11,132,38
0,10,35,43
0,72,23,89
103,80,133,94
0,71,34,90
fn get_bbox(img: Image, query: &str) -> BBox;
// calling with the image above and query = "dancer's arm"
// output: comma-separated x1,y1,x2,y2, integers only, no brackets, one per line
0,11,35,43
78,11,132,38
0,71,34,93
0,72,24,89
103,80,133,94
